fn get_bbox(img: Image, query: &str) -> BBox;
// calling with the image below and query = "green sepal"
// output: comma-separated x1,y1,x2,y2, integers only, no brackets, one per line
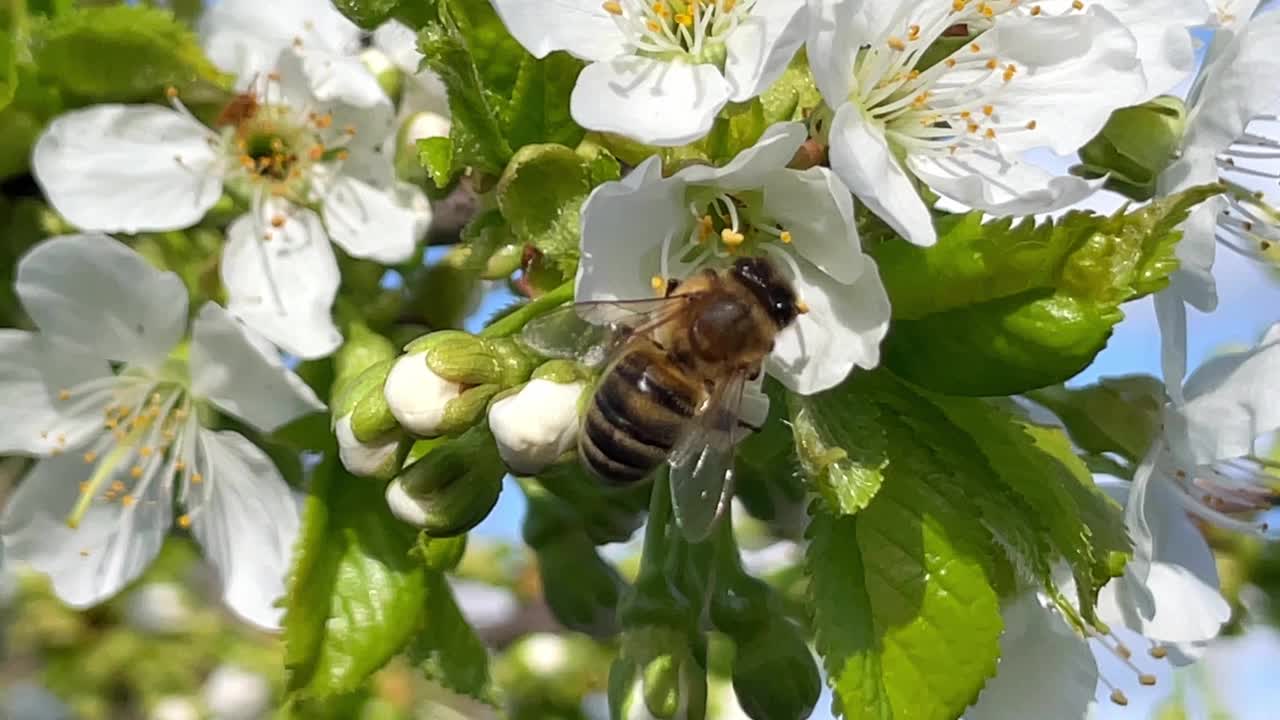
731,618,821,720
1073,96,1187,201
395,423,505,537
350,367,399,444
333,323,397,392
412,533,468,572
423,331,503,385
332,358,394,427
530,358,593,384
759,49,822,125
436,383,500,435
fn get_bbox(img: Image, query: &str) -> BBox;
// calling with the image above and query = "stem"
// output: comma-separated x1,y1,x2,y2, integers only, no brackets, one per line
478,280,575,338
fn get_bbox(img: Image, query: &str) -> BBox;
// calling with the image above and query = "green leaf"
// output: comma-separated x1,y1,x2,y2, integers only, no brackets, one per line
29,5,231,101
419,16,513,174
0,6,21,111
872,185,1222,394
805,457,1003,720
920,395,1131,619
788,377,888,516
407,572,494,703
502,51,585,150
1026,375,1164,464
0,63,63,180
417,136,456,189
495,143,590,274
284,459,427,698
443,0,525,100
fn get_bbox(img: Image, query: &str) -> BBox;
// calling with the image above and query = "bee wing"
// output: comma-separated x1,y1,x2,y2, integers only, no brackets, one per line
668,370,749,542
520,295,700,367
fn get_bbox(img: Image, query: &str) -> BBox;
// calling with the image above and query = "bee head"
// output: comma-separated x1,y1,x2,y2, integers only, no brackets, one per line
730,257,799,329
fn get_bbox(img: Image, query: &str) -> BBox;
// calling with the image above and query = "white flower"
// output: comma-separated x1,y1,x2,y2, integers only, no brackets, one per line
805,0,1192,246
125,581,194,635
383,351,465,436
1094,471,1229,652
385,478,433,527
31,49,430,358
489,0,808,146
372,19,451,119
0,235,324,630
578,122,890,394
200,0,386,109
489,378,587,475
334,414,403,478
1153,9,1280,383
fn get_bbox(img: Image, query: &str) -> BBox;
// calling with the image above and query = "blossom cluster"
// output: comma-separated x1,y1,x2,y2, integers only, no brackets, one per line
1,0,1279,718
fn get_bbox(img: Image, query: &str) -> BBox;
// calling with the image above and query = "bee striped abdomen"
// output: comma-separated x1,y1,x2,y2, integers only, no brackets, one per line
580,346,698,484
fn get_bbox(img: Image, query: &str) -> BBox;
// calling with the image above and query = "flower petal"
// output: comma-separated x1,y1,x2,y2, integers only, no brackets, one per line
1095,473,1230,644
909,151,1106,216
1176,11,1280,168
272,49,395,140
190,304,325,433
828,103,936,246
1172,201,1223,317
189,429,300,631
0,330,110,455
967,8,1147,155
805,0,875,103
321,151,430,264
0,453,171,609
373,20,422,74
1168,323,1280,464
761,166,865,284
221,205,342,360
767,254,890,395
199,0,361,83
17,234,189,367
32,105,221,233
965,593,1098,720
488,0,626,61
1154,289,1188,399
723,0,807,101
571,58,733,147
577,157,686,301
678,121,807,190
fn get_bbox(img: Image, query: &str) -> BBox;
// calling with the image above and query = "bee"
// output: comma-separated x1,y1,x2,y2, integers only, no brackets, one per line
521,256,802,540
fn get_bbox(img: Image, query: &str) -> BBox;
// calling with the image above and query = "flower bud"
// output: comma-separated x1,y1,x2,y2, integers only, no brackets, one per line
335,413,408,479
386,425,505,536
1073,96,1187,201
731,619,821,720
489,377,587,475
435,383,501,436
383,351,465,437
360,48,403,104
404,330,538,387
333,323,397,393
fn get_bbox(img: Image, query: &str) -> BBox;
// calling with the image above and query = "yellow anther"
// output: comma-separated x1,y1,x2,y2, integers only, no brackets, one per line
1031,4,1042,14
651,275,666,293
970,42,981,52
1072,0,1084,8
140,447,153,457
698,214,715,241
721,228,745,246
602,1,623,14
336,149,349,161
779,230,793,244
174,460,186,471
308,145,325,161
271,214,287,228
986,58,999,70
982,105,994,116
968,123,980,133
111,480,125,492
79,481,90,492
945,58,958,68
343,124,357,136
1109,690,1128,707
908,24,921,40
314,113,333,129
676,12,693,25
1025,120,1038,130
984,128,996,139
795,299,810,314
130,465,144,479
1149,645,1168,659
165,86,179,98
953,0,968,10
960,111,972,118
122,495,137,507
80,549,91,557
646,19,661,32
652,1,669,17
178,514,192,529
1139,674,1156,686
83,451,98,464
191,472,204,484
979,2,994,17
58,388,71,401
1003,66,1017,82
888,36,906,51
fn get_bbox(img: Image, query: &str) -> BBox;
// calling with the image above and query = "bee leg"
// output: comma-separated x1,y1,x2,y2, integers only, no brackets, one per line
664,278,681,297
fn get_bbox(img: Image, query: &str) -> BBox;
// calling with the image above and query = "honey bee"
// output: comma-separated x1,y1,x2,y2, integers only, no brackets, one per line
521,256,802,540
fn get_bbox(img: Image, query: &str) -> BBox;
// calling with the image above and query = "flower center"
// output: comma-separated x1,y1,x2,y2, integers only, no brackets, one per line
1214,115,1280,266
845,0,1092,158
42,351,207,536
1162,454,1279,538
602,0,753,64
650,187,809,312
